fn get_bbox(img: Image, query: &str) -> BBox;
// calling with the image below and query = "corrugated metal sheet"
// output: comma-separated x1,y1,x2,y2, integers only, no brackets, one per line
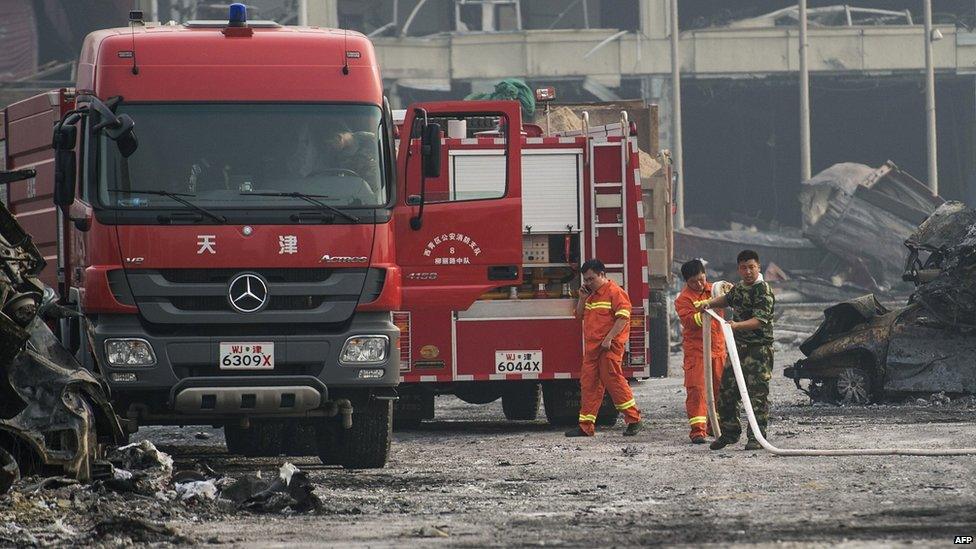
0,0,37,80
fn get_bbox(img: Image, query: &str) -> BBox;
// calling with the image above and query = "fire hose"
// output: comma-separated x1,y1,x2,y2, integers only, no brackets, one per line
701,308,976,456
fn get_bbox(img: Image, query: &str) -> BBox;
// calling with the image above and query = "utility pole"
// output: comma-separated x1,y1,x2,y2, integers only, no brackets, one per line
924,0,939,195
670,0,685,229
799,0,811,181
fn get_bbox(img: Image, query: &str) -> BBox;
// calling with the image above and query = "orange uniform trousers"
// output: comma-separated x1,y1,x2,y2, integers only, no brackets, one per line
684,353,726,439
578,344,641,435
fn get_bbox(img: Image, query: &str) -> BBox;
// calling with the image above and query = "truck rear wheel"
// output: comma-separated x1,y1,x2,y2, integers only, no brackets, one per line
596,397,619,426
393,388,435,430
542,380,578,426
316,399,391,469
501,382,541,421
542,381,619,426
224,421,283,457
647,290,670,377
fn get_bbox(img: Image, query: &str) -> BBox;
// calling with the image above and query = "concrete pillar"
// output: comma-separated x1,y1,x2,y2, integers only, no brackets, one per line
639,0,670,39
303,0,339,28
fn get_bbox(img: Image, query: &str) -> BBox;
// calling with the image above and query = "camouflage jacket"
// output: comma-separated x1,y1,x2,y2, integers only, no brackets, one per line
725,280,775,346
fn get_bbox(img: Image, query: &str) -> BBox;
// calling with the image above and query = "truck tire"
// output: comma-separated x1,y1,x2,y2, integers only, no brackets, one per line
393,388,435,430
225,421,283,457
281,422,317,456
596,395,619,426
647,290,670,377
317,399,392,469
542,381,620,427
501,382,541,421
542,380,579,427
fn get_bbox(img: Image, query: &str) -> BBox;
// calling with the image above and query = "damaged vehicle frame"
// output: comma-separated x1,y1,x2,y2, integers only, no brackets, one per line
785,202,976,404
0,168,124,494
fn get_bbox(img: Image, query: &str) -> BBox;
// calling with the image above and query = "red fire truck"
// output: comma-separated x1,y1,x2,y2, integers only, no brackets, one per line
1,5,529,468
391,110,653,426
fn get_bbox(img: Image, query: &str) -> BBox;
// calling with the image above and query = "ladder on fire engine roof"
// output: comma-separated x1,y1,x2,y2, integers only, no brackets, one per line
579,111,632,290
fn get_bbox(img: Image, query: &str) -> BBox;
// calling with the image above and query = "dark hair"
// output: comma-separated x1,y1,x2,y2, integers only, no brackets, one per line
680,259,706,281
580,259,605,274
737,249,760,264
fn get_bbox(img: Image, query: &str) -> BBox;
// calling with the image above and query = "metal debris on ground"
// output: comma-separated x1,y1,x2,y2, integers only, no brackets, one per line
0,171,125,493
787,202,976,404
0,457,325,545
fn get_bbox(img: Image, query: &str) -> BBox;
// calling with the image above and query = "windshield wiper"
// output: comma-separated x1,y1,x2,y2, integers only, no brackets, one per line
243,192,359,223
108,189,227,223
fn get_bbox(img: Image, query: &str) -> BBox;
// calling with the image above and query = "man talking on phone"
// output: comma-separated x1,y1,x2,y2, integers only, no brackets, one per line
566,259,645,437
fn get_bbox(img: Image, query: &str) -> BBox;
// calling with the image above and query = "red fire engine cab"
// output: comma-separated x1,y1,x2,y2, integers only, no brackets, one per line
391,109,651,426
1,5,528,468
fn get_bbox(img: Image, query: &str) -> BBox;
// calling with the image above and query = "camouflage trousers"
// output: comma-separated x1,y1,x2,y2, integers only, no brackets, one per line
716,342,773,442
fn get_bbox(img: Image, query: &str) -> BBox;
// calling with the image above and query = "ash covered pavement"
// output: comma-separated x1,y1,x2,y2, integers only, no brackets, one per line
4,305,974,547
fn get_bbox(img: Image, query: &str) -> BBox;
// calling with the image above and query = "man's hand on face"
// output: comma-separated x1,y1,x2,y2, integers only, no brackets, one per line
578,287,590,299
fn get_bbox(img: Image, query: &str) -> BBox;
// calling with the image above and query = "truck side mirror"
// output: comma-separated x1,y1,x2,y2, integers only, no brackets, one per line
112,114,138,158
52,124,78,210
421,122,441,178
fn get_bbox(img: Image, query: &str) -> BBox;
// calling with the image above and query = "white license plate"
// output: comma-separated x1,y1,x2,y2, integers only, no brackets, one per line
219,342,274,370
495,350,542,373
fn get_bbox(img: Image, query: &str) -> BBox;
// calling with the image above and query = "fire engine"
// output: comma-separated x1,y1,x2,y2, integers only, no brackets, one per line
391,104,656,426
1,5,528,468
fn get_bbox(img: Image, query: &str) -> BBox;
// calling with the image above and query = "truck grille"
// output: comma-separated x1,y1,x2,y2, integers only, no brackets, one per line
122,268,381,325
169,295,328,312
158,268,337,284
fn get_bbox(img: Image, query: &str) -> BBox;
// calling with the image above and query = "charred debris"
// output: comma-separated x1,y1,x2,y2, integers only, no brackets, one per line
0,169,127,495
786,201,976,405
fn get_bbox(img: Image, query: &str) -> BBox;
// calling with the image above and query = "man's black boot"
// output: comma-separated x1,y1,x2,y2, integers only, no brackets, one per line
709,437,736,450
564,427,591,437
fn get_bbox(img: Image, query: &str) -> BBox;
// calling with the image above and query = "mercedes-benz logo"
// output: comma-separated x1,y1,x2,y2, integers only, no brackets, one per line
227,273,269,313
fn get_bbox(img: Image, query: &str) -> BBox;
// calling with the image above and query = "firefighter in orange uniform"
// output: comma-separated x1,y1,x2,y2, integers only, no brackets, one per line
674,259,728,443
566,259,644,437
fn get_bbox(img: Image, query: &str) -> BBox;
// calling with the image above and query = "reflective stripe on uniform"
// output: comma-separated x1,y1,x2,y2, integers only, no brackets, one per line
579,414,597,423
614,398,636,411
586,301,612,310
689,416,707,425
615,309,631,318
693,312,702,327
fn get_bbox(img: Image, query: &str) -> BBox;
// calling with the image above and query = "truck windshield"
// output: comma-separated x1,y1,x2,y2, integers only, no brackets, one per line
98,104,387,211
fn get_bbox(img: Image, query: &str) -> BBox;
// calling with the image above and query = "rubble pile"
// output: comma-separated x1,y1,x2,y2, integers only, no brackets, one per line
676,161,943,303
0,440,325,545
787,202,976,403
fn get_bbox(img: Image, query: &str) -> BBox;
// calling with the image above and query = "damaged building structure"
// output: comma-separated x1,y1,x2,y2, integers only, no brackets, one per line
269,0,976,224
5,1,976,263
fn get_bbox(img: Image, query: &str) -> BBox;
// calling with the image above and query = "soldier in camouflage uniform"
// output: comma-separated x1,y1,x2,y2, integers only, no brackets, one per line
696,249,775,451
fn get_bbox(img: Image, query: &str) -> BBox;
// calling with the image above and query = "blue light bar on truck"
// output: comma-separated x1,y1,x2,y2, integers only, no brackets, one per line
228,3,247,27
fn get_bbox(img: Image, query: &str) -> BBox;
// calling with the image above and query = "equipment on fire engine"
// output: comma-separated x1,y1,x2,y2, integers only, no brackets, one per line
531,268,548,299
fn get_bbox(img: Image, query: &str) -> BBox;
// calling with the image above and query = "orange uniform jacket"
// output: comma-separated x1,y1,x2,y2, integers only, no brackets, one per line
582,280,632,357
674,283,726,355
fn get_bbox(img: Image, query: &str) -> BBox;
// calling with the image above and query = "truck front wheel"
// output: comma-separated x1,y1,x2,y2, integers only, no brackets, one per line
225,421,283,457
501,382,541,421
316,398,391,469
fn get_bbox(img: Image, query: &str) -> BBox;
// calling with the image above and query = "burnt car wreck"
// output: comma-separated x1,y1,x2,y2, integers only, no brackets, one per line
0,169,124,494
786,201,976,404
